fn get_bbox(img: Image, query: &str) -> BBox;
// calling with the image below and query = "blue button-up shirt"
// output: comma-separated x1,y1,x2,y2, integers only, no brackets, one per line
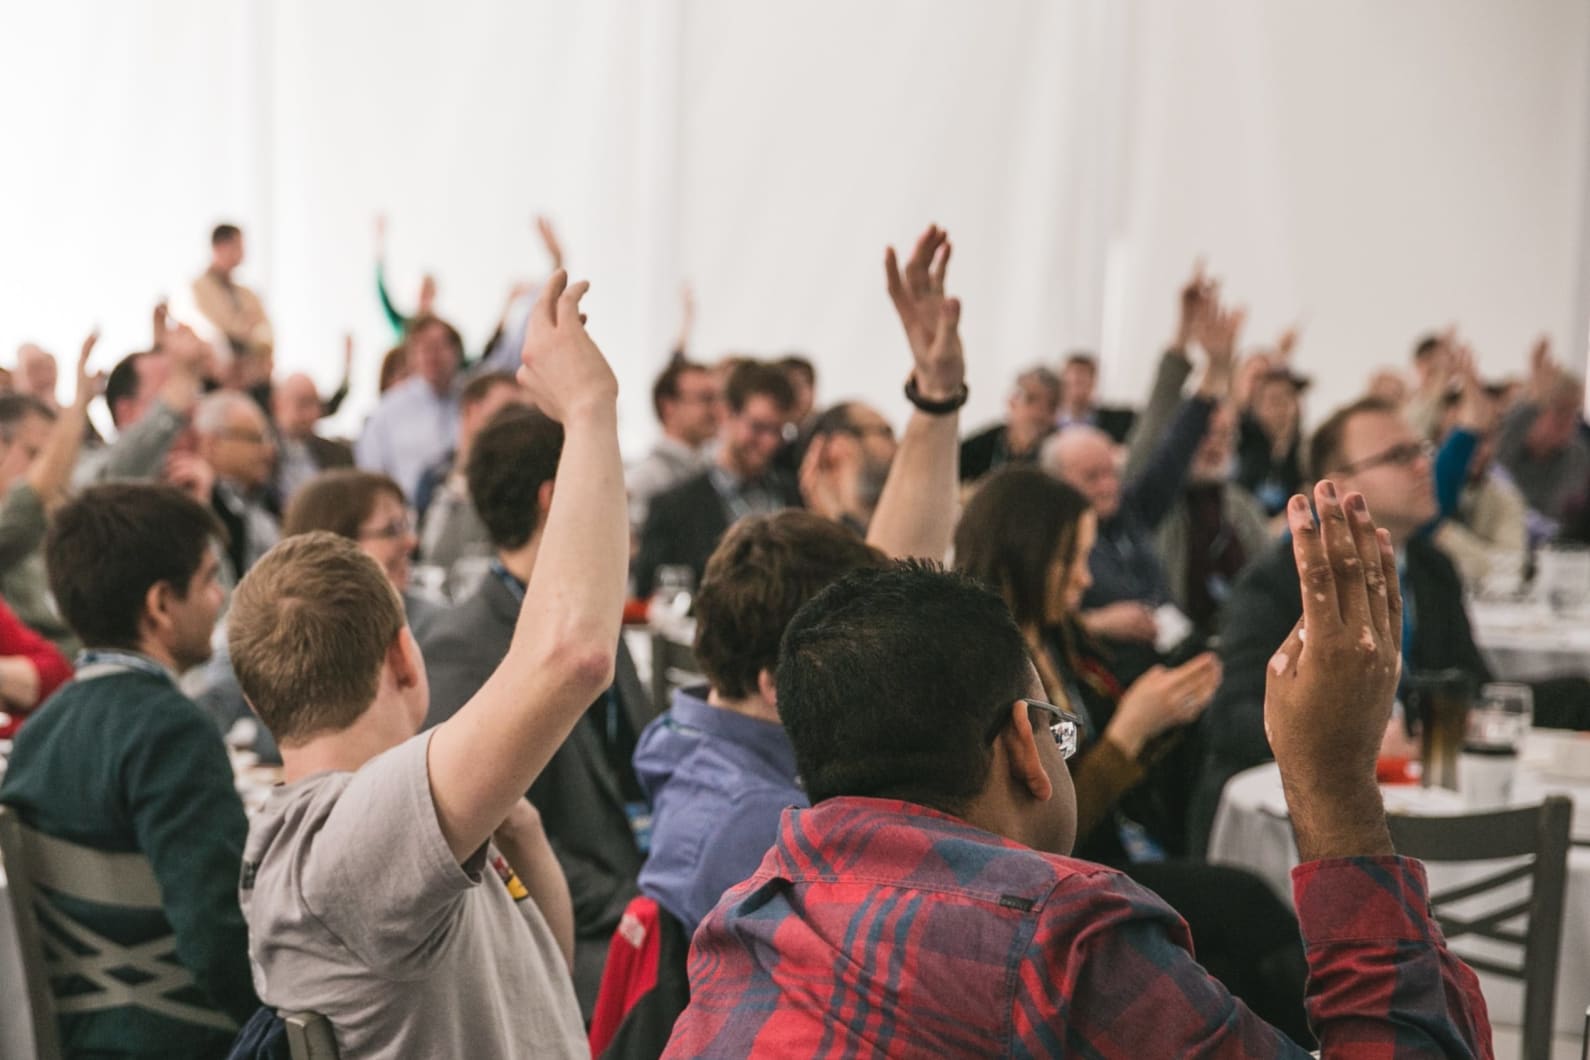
355,376,460,501
632,686,803,934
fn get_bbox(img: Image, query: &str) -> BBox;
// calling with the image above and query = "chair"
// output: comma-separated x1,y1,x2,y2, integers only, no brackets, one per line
0,805,62,1060
282,1011,339,1060
0,804,237,1055
588,895,692,1059
650,631,704,713
1386,796,1573,1060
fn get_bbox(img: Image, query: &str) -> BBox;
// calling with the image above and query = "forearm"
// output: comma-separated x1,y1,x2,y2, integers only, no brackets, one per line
1295,857,1491,1057
496,821,576,971
0,656,40,710
429,402,625,859
1122,349,1193,483
1069,739,1146,838
26,400,91,506
0,485,46,572
1126,397,1214,528
866,409,958,560
94,401,186,482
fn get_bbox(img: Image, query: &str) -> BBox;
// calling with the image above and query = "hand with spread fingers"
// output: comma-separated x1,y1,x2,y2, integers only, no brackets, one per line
885,224,963,402
515,269,618,423
1264,480,1401,861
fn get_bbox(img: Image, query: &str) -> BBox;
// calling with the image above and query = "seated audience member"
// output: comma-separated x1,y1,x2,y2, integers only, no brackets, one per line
636,223,965,937
232,271,620,1057
420,402,652,1016
1189,397,1490,851
188,469,445,761
958,365,1059,483
74,318,210,488
191,224,273,366
0,483,257,1056
954,469,1307,1038
1496,340,1588,530
626,355,721,538
356,313,464,500
1056,351,1135,442
15,342,60,411
664,512,1490,1057
1430,362,1527,585
795,401,897,533
1236,366,1308,517
634,360,800,596
270,372,353,506
416,371,527,579
1042,281,1236,683
0,393,80,651
192,391,280,579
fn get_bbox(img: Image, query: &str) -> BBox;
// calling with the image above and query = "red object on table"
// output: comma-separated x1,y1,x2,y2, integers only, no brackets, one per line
1376,755,1418,785
623,598,653,626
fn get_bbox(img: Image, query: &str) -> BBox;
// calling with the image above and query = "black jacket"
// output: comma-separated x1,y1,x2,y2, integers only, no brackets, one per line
1189,534,1489,854
633,468,801,597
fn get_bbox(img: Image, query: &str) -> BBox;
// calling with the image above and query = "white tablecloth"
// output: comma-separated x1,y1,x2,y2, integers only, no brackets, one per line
1470,600,1590,682
1209,730,1590,1036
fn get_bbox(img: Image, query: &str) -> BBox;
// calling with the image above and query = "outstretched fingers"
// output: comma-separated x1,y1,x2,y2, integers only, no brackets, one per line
1315,479,1369,628
1288,493,1338,636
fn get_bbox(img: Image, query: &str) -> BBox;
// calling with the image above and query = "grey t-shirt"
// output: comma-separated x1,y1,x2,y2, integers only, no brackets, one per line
240,731,586,1058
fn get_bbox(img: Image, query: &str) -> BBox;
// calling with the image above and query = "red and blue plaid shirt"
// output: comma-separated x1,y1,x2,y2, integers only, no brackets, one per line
663,797,1492,1058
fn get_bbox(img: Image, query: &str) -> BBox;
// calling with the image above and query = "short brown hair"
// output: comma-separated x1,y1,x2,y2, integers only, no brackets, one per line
693,511,887,700
404,313,464,358
724,361,795,416
46,484,225,649
283,469,405,540
1308,396,1400,481
229,532,405,746
651,354,711,422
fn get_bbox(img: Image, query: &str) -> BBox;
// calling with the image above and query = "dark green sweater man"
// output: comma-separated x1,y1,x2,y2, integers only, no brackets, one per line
0,483,257,1058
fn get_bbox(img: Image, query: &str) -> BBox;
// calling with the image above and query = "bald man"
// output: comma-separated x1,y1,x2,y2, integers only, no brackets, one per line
271,374,352,507
15,344,59,411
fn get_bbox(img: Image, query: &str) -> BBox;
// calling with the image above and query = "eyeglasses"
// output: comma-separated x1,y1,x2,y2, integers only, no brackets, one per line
218,428,271,446
985,698,1082,760
359,514,415,541
1336,439,1433,475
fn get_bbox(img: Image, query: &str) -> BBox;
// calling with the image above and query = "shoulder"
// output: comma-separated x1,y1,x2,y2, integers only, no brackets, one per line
651,471,715,512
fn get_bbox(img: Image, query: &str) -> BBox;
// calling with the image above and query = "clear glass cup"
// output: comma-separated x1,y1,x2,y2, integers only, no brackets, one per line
1465,682,1533,753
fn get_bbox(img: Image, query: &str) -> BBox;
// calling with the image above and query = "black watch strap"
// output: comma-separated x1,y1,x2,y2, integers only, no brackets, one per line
904,376,968,415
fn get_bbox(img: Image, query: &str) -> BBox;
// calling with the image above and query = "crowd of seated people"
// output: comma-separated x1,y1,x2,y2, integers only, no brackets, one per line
2,212,1585,1060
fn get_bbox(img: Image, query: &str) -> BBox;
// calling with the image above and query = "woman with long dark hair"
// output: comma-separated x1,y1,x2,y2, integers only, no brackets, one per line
955,467,1311,1045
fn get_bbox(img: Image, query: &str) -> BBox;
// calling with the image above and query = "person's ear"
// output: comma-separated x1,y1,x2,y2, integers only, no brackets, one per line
142,580,176,639
536,479,555,518
996,701,1053,803
756,668,778,709
387,627,423,691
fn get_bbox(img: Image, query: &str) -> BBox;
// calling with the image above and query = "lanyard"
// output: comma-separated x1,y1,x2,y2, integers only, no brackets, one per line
489,559,527,606
74,649,178,689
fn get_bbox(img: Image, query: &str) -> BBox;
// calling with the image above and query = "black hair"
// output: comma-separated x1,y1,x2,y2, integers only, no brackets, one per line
776,561,1033,812
466,405,564,550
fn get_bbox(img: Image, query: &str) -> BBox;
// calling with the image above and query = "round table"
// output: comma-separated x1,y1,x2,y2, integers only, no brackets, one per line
1208,729,1590,1037
1469,600,1590,682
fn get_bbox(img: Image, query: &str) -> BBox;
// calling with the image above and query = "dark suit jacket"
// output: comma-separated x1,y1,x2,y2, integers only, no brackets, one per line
1189,535,1489,853
1094,405,1137,445
633,469,800,597
305,433,354,470
418,571,656,1017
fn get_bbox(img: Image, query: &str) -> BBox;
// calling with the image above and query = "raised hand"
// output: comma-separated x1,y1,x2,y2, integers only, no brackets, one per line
1195,298,1244,396
165,449,216,506
73,331,100,410
152,301,170,348
1451,344,1494,433
1274,324,1301,363
1526,335,1559,401
1175,261,1214,350
885,225,963,401
516,270,617,423
536,215,565,273
798,435,864,526
1265,481,1401,860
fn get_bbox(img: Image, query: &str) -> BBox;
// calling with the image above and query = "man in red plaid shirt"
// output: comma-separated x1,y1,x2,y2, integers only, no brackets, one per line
663,481,1491,1058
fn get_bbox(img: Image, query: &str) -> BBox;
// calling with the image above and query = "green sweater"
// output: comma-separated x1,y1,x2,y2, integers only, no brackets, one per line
0,666,258,1058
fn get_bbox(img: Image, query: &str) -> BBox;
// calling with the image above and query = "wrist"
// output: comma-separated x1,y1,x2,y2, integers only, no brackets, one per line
561,393,620,427
905,374,967,413
1281,773,1393,861
1103,720,1148,759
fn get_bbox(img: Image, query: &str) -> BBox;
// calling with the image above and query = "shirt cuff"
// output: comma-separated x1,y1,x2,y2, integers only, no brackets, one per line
1291,855,1438,946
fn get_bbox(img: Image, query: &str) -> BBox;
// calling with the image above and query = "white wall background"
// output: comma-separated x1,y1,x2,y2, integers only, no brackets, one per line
1,0,1587,453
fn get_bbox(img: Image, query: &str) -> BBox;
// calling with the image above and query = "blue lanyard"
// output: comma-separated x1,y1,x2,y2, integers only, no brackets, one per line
74,649,178,688
488,559,527,606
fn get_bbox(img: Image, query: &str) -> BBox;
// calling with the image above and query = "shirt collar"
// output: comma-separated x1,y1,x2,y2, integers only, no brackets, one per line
668,685,799,781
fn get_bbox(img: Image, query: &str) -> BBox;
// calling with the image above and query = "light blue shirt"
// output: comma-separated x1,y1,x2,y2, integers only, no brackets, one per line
355,376,460,500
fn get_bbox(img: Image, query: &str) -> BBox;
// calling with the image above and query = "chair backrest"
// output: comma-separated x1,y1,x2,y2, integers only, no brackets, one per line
1386,796,1573,1060
0,807,238,1035
282,1011,339,1060
0,805,63,1060
589,894,693,1059
650,631,704,712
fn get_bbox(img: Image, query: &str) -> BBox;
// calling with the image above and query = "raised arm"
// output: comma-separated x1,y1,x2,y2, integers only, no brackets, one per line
427,271,626,862
27,332,98,508
866,225,965,561
1123,264,1208,481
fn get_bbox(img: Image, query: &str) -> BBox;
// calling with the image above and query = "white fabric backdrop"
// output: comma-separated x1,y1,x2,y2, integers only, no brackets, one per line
2,0,1587,455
